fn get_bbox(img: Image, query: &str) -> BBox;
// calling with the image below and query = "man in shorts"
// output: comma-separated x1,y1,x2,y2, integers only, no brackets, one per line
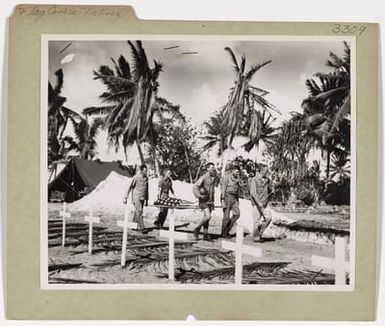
192,162,217,241
248,163,272,242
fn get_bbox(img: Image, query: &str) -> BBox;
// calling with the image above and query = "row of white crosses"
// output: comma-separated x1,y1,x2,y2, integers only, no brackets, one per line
59,203,350,285
59,203,100,253
59,202,261,283
311,236,350,285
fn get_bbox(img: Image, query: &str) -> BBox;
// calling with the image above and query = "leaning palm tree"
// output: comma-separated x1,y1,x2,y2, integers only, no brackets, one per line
221,47,279,173
92,41,183,176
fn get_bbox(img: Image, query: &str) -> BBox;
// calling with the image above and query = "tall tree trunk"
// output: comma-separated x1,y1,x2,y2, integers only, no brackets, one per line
195,159,204,182
221,139,233,176
326,149,331,179
152,146,160,178
124,146,129,164
183,147,193,183
136,140,145,165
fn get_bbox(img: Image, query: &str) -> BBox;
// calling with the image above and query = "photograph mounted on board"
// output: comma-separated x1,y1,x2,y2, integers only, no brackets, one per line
42,36,355,289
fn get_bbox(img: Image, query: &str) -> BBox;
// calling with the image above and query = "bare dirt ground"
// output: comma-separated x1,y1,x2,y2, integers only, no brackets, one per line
47,203,350,285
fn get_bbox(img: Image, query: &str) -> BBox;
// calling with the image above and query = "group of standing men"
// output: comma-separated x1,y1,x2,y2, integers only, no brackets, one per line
123,162,272,242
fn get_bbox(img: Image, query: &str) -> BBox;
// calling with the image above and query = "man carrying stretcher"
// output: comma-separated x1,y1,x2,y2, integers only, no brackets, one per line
192,162,217,241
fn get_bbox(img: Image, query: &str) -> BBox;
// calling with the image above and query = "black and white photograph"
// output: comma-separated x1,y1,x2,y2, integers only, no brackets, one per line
42,36,355,288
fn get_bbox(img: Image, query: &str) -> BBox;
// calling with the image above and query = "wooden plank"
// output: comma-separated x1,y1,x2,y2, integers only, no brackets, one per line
159,230,189,241
117,221,137,229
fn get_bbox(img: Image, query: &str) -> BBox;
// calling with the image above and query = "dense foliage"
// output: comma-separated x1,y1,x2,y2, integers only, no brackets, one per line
152,121,206,183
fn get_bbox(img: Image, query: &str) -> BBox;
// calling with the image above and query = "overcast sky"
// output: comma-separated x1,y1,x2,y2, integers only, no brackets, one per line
48,39,349,163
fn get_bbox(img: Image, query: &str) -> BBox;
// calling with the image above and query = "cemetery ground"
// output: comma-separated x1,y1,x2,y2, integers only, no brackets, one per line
47,203,350,285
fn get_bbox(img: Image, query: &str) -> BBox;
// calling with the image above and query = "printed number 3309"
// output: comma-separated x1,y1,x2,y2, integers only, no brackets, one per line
332,24,367,36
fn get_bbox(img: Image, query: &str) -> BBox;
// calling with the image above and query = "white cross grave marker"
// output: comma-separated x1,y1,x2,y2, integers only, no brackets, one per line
85,207,100,254
221,225,263,284
158,214,189,281
59,202,71,247
311,236,349,285
117,207,138,267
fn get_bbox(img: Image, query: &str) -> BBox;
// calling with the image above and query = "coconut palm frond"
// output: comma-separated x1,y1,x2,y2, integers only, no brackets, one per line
153,97,185,123
177,261,290,284
53,68,64,96
224,47,239,72
127,40,150,81
249,85,270,96
89,118,104,138
239,54,246,75
330,94,350,132
151,60,163,85
250,92,280,114
100,90,133,104
245,60,272,81
118,55,131,79
110,57,122,77
92,73,136,91
94,65,115,78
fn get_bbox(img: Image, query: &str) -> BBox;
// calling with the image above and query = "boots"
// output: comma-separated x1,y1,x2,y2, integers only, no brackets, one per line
221,221,230,238
253,224,262,242
203,228,212,241
193,227,200,240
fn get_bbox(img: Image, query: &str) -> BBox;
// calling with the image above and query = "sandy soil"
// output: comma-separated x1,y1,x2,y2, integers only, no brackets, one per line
47,203,350,285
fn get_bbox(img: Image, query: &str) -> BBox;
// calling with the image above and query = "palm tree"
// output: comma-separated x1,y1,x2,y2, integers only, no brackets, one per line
221,47,279,173
240,109,276,152
329,152,350,182
62,117,104,160
301,41,351,178
93,41,183,176
201,110,229,162
48,69,82,176
268,112,312,181
266,112,313,203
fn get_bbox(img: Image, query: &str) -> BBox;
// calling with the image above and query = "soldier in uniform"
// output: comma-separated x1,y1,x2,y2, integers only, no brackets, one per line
192,162,217,240
220,165,241,238
154,167,175,229
123,165,149,232
248,163,272,242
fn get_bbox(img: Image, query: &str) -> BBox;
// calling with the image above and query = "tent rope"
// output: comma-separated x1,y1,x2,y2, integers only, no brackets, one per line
55,175,82,195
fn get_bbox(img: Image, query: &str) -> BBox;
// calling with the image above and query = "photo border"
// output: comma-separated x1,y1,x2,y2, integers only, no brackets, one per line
41,34,357,291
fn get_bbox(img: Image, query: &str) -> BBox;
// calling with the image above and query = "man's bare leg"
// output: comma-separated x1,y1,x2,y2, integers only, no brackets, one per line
194,208,211,240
